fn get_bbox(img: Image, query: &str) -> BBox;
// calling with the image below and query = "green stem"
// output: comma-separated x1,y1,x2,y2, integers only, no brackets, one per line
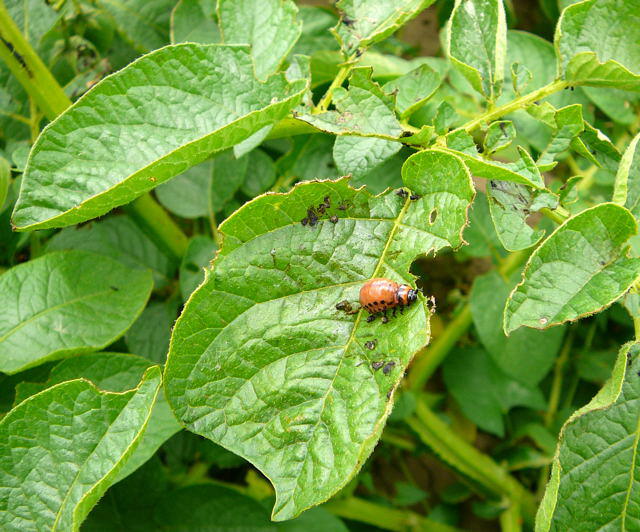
408,402,537,525
408,250,529,390
0,1,189,258
0,0,70,120
540,204,570,225
544,330,574,428
126,194,188,258
314,57,356,113
455,79,568,134
500,502,522,532
324,497,461,532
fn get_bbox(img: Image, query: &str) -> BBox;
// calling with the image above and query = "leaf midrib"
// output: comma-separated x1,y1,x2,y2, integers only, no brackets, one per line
281,194,413,511
0,288,122,345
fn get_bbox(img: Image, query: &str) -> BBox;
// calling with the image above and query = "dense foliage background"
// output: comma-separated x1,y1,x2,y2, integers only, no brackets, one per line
2,0,640,530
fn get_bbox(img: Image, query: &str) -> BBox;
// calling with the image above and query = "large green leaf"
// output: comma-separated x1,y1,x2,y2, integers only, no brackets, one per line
383,63,443,118
97,0,173,52
613,133,640,218
471,271,564,386
443,346,545,437
504,204,640,334
299,69,402,139
12,44,306,230
12,353,181,484
447,0,507,101
218,0,301,80
165,152,474,520
536,342,640,531
126,301,179,364
170,0,219,44
0,250,153,374
45,215,177,288
0,366,161,532
487,180,558,252
333,0,435,55
555,0,640,90
445,130,545,188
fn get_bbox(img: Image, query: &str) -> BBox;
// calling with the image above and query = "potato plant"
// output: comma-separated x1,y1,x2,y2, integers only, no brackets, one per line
1,0,640,530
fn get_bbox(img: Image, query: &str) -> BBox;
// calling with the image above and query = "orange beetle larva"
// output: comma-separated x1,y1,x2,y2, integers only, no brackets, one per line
359,278,418,322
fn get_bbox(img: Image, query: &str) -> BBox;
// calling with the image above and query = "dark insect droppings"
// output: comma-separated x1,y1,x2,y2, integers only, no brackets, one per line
364,340,377,350
382,361,396,375
372,361,384,370
329,215,338,224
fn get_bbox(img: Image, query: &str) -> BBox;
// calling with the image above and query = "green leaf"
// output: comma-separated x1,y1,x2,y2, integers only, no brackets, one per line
555,0,640,90
0,250,153,374
299,69,403,139
156,485,279,530
45,215,177,288
445,130,545,188
579,121,621,172
83,457,169,532
179,236,218,302
97,0,173,52
483,120,516,155
293,6,340,56
447,0,507,101
504,204,640,334
333,0,435,55
537,104,584,171
12,352,181,484
155,160,213,219
218,0,301,80
165,153,474,520
126,301,179,364
383,63,443,118
4,0,58,48
275,135,338,186
536,342,640,531
487,180,557,251
613,133,640,217
471,271,565,386
457,191,503,260
12,44,307,231
170,0,219,44
333,136,401,179
583,86,639,126
0,365,162,532
443,347,545,437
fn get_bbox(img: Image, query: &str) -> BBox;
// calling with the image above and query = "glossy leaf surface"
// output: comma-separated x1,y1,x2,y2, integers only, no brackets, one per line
0,366,161,532
12,44,306,230
0,250,152,374
504,204,640,333
218,0,301,80
165,152,474,520
537,343,640,531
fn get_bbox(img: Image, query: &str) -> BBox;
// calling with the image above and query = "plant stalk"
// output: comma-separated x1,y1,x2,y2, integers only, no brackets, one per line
0,0,70,121
455,79,568,133
314,55,357,113
0,1,189,258
324,496,461,532
407,402,537,525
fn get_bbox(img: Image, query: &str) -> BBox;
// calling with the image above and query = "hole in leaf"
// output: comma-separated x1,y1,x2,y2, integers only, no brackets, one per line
429,209,438,224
